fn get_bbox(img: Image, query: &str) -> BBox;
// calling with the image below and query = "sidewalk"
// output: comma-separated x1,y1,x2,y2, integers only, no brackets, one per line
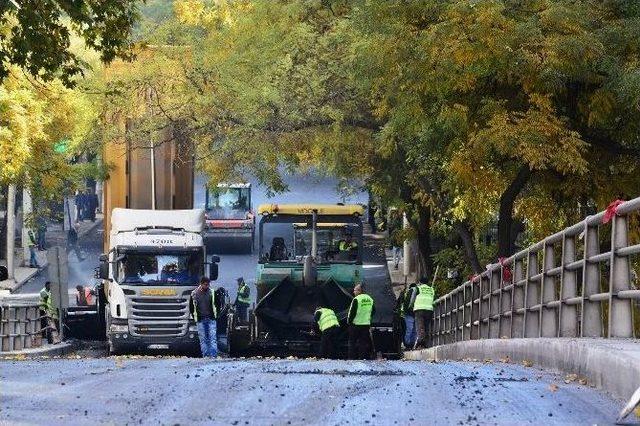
0,341,75,359
0,215,102,294
385,247,417,297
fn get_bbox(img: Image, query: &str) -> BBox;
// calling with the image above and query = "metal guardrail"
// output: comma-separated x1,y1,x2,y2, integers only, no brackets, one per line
431,197,640,345
0,303,46,352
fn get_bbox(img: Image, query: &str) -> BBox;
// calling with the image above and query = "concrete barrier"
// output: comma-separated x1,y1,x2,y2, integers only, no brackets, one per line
405,338,640,401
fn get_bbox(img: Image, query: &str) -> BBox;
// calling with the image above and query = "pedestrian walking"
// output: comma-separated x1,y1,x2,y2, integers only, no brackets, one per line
347,284,375,360
75,190,87,222
413,276,435,349
39,282,61,344
36,216,47,251
85,188,98,222
27,228,39,268
314,305,340,359
234,277,250,323
67,222,85,261
388,209,403,270
189,277,218,357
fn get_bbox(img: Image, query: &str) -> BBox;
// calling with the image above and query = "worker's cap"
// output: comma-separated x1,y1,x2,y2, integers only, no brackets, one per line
419,276,429,284
237,277,244,283
75,285,83,290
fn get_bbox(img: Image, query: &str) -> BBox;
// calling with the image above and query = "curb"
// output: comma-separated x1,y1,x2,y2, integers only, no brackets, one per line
0,341,75,359
404,338,640,402
0,261,48,293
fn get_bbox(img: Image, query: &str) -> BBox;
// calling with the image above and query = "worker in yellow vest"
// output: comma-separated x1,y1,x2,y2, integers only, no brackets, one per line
313,305,340,359
39,281,61,344
347,284,375,359
414,276,435,349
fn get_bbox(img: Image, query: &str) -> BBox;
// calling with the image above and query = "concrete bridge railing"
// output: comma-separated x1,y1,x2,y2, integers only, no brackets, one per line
430,197,640,345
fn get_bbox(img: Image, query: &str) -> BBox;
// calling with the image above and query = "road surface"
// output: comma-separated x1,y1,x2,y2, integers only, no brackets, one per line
0,357,622,425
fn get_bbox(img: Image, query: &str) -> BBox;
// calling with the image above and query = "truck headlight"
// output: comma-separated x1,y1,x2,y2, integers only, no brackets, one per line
110,325,128,333
189,325,198,332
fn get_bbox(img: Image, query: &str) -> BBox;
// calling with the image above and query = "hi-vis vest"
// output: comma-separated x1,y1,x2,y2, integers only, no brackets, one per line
414,284,434,311
339,240,358,251
349,294,374,325
237,283,250,305
315,308,339,332
39,288,57,318
191,290,217,322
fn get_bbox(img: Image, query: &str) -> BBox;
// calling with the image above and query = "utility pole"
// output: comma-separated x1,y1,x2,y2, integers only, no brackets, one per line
6,184,16,280
21,187,33,265
403,212,412,280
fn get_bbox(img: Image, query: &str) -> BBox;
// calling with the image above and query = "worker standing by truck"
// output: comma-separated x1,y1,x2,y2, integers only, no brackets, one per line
235,277,250,323
347,284,375,360
413,276,435,349
39,282,61,344
189,277,218,357
314,305,340,359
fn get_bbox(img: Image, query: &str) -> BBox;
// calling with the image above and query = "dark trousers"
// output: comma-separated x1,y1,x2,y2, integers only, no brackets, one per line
348,325,373,360
235,303,248,323
319,326,340,359
414,309,433,348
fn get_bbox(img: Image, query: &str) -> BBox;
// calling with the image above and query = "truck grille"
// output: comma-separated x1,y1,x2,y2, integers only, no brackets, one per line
128,297,190,337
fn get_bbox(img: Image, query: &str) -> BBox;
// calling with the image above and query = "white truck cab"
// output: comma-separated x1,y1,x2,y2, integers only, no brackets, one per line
99,208,219,355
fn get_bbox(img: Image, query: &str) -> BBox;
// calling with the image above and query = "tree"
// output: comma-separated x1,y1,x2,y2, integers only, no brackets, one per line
0,0,140,86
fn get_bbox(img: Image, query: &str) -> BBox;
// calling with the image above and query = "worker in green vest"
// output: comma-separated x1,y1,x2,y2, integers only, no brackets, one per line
347,284,375,359
235,277,251,323
413,276,435,349
313,305,340,359
39,281,61,344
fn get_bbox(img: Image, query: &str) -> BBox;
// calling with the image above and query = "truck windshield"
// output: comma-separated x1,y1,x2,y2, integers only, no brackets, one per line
207,187,250,210
261,223,361,263
117,250,203,285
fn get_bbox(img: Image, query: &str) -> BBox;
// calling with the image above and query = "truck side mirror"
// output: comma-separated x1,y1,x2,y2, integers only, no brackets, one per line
209,263,219,281
98,254,109,280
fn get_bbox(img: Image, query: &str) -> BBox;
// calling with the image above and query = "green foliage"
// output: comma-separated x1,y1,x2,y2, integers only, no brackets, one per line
0,0,140,86
89,0,640,275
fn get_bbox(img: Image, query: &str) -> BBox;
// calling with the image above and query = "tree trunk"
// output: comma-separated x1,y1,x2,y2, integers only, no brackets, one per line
414,204,433,279
454,221,482,274
497,166,531,257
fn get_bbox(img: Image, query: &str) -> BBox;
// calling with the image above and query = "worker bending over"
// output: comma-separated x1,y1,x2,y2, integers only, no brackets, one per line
314,305,340,359
347,284,375,359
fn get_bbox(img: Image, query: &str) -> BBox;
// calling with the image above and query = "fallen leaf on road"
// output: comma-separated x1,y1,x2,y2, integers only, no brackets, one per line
564,373,578,383
548,384,559,392
522,360,533,367
499,356,510,363
579,378,587,385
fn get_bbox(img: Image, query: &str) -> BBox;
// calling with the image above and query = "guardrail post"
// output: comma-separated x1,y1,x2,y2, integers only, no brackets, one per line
489,269,500,338
511,258,525,337
499,262,511,338
463,282,470,341
608,214,633,337
480,276,489,339
541,243,558,337
524,250,540,337
471,279,479,339
455,289,462,343
560,234,578,337
581,221,603,337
